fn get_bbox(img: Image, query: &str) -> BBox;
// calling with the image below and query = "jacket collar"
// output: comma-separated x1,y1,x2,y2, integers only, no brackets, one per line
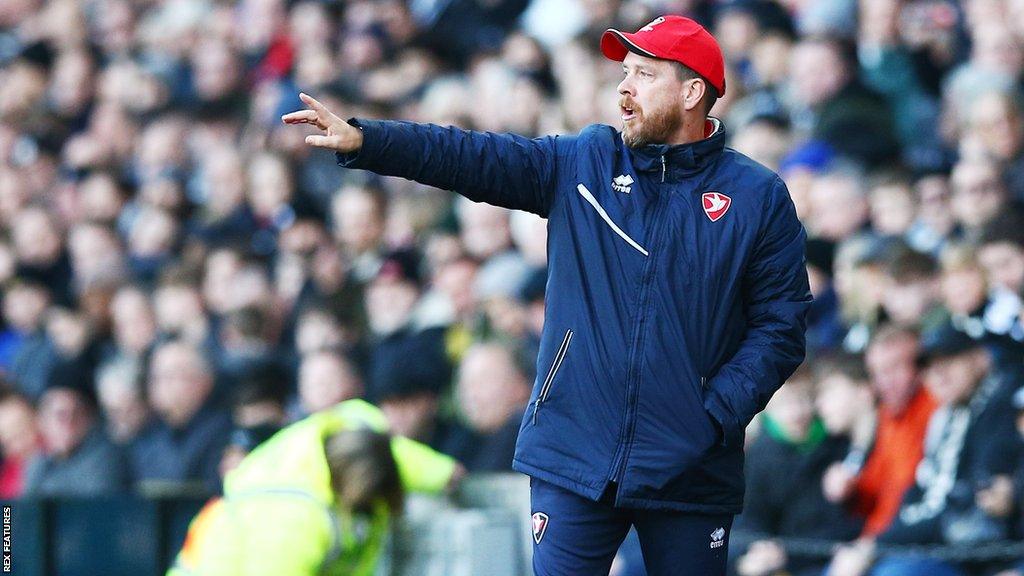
627,117,726,175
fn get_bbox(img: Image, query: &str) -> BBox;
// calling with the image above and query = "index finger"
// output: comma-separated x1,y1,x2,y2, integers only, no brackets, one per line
299,92,331,116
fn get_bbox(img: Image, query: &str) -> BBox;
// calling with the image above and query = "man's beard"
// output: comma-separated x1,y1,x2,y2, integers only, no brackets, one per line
621,100,683,149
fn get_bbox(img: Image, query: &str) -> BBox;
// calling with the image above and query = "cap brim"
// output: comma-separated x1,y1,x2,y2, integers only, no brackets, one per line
600,29,658,62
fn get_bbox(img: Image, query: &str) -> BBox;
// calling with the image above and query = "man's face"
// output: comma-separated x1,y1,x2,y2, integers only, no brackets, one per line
434,260,478,318
882,278,936,327
38,389,92,459
457,346,527,433
365,277,418,336
808,174,868,241
971,93,1023,161
97,370,148,442
332,187,384,254
111,288,156,353
617,52,687,148
299,354,360,414
295,312,344,356
951,161,1006,228
246,154,292,218
977,241,1024,293
13,208,61,266
765,381,814,440
3,284,49,332
789,41,847,107
924,351,984,406
869,184,916,236
942,267,987,315
148,344,211,428
866,336,919,412
0,399,37,457
815,375,867,435
458,200,511,260
379,394,437,441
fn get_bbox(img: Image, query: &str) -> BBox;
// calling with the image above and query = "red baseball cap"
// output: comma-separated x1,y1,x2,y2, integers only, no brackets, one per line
601,15,726,96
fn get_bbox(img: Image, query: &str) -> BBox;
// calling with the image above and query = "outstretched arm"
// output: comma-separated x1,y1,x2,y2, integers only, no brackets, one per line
282,93,570,216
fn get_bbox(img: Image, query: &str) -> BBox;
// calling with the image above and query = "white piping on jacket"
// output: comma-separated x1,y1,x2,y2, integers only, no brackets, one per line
576,184,649,257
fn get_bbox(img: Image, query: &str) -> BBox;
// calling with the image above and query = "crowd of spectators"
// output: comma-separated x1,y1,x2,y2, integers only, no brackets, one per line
1,0,1024,574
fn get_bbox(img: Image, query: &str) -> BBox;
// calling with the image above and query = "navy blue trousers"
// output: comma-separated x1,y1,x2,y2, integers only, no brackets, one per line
530,478,734,576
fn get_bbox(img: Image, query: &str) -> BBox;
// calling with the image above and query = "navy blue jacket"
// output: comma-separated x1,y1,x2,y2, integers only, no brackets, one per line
338,119,811,513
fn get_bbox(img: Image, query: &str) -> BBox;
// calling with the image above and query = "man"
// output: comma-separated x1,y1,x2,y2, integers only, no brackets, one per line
131,340,232,493
866,325,1018,576
23,384,127,496
967,90,1024,201
950,156,1010,239
734,368,862,576
786,37,898,168
883,325,1018,543
0,391,39,498
284,15,810,575
95,358,151,445
455,342,532,472
878,247,945,332
976,210,1024,341
330,184,387,283
831,325,1020,576
297,350,363,416
822,326,936,538
374,351,474,460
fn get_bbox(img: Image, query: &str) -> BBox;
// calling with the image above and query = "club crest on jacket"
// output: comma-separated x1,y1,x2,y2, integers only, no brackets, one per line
702,192,731,222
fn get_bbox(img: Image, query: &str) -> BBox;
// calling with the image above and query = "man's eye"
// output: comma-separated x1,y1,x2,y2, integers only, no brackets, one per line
639,70,653,78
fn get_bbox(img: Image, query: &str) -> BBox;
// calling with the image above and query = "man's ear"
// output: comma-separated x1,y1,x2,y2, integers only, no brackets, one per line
682,79,706,112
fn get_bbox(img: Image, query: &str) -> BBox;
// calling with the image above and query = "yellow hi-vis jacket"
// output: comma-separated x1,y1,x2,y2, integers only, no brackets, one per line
167,399,458,576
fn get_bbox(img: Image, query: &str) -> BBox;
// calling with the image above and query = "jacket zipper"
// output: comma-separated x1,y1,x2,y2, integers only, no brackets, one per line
533,329,574,424
608,155,670,484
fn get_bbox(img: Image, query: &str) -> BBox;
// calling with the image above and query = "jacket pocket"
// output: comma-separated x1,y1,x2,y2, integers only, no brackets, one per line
532,329,574,424
698,376,725,448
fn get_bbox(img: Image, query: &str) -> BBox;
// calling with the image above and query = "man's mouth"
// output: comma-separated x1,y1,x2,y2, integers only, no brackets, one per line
621,105,637,121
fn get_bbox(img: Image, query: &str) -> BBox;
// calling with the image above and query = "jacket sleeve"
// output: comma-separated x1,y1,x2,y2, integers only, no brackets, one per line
703,177,812,447
336,119,574,216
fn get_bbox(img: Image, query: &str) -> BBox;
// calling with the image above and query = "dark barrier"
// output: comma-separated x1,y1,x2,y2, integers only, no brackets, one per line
741,533,1024,563
3,483,1023,576
1,497,207,576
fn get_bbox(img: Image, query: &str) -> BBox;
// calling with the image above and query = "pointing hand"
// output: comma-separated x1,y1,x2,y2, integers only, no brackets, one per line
281,93,363,153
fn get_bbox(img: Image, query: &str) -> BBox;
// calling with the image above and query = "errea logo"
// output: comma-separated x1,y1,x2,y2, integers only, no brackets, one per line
612,174,634,194
710,527,726,549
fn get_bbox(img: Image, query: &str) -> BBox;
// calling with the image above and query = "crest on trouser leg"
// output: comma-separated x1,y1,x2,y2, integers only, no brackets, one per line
532,512,549,544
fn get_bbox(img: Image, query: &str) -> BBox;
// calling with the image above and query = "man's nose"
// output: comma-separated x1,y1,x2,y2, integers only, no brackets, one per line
617,77,635,97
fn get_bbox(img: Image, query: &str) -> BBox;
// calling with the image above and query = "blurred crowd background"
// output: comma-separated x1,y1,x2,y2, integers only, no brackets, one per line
1,0,1024,574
